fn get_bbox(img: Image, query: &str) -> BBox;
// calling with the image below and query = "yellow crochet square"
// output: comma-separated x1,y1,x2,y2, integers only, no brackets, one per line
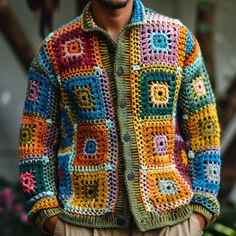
70,171,109,212
144,168,192,212
187,105,220,151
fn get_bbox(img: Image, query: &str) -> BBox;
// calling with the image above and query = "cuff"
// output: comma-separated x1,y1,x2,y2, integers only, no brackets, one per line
191,204,215,227
34,208,61,234
190,192,220,227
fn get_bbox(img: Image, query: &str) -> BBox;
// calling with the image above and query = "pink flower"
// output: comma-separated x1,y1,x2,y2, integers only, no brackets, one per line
20,172,35,193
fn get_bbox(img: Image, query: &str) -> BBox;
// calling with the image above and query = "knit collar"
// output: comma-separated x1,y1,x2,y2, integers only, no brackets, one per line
81,0,145,32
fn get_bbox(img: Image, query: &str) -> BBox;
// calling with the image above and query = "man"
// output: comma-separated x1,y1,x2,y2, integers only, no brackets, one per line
18,0,221,235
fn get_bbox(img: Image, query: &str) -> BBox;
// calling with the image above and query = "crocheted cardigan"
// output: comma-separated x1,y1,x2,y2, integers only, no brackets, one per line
19,0,221,232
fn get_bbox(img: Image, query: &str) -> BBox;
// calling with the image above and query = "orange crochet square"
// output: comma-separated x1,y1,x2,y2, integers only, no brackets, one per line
19,116,47,158
141,120,174,166
145,169,192,212
187,105,220,151
70,171,109,212
74,122,109,166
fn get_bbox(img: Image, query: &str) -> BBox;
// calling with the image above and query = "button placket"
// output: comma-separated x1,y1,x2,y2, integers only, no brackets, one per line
113,30,134,187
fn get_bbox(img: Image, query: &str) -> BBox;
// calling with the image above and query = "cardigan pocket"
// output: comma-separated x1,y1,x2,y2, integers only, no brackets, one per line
141,167,193,212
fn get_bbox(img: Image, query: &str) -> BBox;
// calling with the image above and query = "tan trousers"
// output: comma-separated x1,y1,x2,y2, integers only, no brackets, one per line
53,214,202,236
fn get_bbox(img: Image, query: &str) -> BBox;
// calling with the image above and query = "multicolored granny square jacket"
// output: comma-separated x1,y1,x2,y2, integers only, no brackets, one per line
19,0,221,232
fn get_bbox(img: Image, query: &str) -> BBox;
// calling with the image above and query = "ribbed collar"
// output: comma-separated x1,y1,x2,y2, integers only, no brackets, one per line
81,0,145,32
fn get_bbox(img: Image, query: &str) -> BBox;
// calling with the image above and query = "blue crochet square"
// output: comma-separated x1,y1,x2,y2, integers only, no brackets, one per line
63,75,105,120
24,68,57,119
191,151,221,195
139,71,177,118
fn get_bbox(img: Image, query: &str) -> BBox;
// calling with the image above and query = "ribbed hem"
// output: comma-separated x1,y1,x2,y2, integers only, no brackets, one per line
57,205,193,232
191,204,218,227
58,209,130,229
136,205,193,232
34,208,61,235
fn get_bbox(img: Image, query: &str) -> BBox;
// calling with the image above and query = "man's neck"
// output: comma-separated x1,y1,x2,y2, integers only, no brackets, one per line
91,1,133,42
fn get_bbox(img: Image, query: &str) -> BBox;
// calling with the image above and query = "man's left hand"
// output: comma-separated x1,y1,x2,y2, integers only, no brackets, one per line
194,213,207,230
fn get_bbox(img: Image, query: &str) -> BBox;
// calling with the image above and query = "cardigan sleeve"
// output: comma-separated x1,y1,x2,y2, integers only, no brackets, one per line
18,38,61,232
178,29,221,226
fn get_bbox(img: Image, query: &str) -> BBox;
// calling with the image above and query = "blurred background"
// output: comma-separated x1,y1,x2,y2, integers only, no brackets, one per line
0,0,236,235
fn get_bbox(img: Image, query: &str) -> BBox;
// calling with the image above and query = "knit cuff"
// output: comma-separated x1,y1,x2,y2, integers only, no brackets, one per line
191,203,219,228
34,208,61,235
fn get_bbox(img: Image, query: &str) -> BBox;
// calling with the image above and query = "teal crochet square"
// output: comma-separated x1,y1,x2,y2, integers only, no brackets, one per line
62,75,105,120
139,71,177,118
182,57,215,113
20,160,47,200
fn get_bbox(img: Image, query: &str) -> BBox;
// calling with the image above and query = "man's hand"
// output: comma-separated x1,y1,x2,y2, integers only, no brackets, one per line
194,213,207,230
43,215,58,235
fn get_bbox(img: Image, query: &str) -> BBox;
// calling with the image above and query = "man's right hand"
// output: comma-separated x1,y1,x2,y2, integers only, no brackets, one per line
43,215,58,235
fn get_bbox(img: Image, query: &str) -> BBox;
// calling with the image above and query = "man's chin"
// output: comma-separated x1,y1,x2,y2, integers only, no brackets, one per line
96,0,129,9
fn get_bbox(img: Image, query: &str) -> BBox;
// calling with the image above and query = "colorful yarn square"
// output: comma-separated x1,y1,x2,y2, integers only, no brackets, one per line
74,122,109,167
139,22,180,66
63,75,105,120
187,105,220,151
70,171,111,214
143,169,192,212
140,71,177,117
19,116,48,158
191,151,221,196
54,28,97,72
19,160,46,200
182,58,215,113
25,68,58,119
141,120,174,166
